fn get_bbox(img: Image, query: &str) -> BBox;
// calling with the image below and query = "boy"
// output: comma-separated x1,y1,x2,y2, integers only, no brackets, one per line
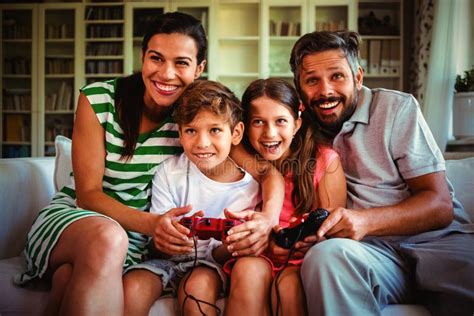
124,80,261,316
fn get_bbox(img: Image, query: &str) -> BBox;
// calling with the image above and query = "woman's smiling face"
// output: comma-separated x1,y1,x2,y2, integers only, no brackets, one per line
141,33,205,108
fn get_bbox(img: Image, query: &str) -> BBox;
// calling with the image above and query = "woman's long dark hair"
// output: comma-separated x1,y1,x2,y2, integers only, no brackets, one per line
115,12,207,159
242,78,328,216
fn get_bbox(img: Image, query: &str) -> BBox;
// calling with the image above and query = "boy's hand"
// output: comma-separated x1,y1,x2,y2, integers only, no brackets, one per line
224,209,273,257
153,206,203,255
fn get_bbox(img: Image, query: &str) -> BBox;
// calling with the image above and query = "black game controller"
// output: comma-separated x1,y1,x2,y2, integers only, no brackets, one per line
273,208,329,249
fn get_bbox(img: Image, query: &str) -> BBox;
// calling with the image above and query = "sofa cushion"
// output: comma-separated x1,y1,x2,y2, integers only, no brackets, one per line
0,256,48,314
54,135,73,192
446,157,474,221
0,158,55,259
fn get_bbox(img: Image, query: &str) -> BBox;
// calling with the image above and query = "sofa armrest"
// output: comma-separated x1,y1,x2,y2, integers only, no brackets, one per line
0,158,56,259
445,157,474,221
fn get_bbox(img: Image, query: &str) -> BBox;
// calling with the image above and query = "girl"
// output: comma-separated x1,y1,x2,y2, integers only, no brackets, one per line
228,78,347,316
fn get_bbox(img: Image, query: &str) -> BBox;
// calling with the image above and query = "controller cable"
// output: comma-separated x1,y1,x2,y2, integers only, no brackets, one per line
272,226,304,316
180,232,222,316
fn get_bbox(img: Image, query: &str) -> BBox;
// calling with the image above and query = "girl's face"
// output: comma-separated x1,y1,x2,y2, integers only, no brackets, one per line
246,96,302,162
142,33,205,108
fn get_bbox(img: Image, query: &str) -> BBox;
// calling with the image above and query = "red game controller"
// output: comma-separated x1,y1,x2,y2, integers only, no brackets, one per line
179,216,244,240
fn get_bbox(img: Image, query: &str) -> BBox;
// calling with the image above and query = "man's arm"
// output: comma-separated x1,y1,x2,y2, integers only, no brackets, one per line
317,171,453,240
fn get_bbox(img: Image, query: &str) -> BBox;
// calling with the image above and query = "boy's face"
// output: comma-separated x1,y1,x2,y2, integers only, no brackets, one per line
179,109,243,176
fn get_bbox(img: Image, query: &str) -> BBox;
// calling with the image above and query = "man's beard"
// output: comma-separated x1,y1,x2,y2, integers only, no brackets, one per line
309,90,358,141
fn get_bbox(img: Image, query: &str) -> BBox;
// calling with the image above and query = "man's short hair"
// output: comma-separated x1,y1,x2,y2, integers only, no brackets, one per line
290,31,361,92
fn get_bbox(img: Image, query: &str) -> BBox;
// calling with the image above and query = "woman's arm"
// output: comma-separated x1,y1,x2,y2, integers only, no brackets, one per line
226,144,285,256
73,93,158,236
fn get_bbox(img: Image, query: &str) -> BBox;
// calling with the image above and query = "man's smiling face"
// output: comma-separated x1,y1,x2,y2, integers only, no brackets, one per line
298,49,363,132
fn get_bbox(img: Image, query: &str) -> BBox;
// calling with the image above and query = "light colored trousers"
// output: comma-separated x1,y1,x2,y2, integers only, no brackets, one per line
301,233,474,316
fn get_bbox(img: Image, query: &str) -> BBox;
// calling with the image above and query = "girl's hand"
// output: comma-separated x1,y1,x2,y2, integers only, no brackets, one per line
267,237,291,265
152,206,203,255
224,209,274,257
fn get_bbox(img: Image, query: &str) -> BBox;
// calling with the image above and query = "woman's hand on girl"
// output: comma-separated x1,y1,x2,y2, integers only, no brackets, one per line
152,206,202,255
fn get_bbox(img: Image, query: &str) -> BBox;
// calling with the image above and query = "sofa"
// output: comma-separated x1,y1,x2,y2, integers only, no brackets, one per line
0,149,473,315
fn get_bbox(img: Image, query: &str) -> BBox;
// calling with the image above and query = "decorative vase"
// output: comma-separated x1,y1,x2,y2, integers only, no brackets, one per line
453,92,474,138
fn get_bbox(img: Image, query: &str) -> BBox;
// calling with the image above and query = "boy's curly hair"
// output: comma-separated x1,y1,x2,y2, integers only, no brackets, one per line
173,80,242,129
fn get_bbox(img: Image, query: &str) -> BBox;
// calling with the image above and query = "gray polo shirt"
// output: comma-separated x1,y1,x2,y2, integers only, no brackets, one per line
333,86,471,227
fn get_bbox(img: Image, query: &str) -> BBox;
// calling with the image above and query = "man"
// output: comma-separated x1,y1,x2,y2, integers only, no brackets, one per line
290,31,474,315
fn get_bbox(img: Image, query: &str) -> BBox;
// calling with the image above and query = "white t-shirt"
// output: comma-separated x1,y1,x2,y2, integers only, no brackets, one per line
150,153,261,262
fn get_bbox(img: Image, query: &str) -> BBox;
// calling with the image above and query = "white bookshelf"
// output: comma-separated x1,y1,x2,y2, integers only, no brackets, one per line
0,0,405,157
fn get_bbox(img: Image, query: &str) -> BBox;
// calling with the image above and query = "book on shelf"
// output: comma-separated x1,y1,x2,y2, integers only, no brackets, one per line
3,89,31,111
380,40,391,75
359,39,368,72
270,20,301,36
45,120,73,141
368,40,381,75
4,114,30,142
4,58,31,75
390,40,400,75
46,24,72,39
2,145,30,158
45,82,73,111
315,20,346,32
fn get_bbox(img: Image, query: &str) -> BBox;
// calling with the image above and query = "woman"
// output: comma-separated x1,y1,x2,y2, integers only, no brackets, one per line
17,12,282,315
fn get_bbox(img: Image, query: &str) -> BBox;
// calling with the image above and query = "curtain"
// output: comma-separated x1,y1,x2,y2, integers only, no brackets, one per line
408,0,434,106
420,0,472,151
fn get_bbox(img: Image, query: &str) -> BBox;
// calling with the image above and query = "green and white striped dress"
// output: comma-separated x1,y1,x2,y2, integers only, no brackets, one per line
16,79,182,284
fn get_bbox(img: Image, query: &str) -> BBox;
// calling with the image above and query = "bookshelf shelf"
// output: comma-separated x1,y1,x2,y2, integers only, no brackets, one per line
219,36,260,41
270,36,300,41
84,20,125,24
3,141,31,145
85,55,124,60
2,39,32,43
85,38,124,42
45,74,74,78
3,110,31,114
45,39,75,43
219,73,260,78
45,110,75,114
3,75,32,79
86,73,122,78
